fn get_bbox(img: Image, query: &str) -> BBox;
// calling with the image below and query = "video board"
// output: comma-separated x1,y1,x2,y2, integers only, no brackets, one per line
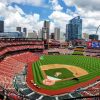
92,41,100,48
87,41,100,48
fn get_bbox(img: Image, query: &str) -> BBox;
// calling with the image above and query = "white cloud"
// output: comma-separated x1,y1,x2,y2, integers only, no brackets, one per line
0,2,43,32
49,11,72,22
49,0,63,11
53,5,63,11
0,0,43,6
14,5,25,15
63,0,75,6
63,0,100,11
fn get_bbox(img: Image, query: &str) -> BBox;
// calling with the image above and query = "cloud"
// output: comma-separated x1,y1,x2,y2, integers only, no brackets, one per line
53,5,63,11
62,0,75,6
63,0,100,11
74,0,100,11
49,11,72,22
0,0,44,7
0,2,43,32
49,0,63,11
14,5,25,15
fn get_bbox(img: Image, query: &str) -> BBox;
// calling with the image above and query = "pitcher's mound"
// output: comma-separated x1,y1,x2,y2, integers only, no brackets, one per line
54,72,62,77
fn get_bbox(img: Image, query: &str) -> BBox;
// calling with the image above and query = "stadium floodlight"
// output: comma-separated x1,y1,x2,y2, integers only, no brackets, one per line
96,25,100,35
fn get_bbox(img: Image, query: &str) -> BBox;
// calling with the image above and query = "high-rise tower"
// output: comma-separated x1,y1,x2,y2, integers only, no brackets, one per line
66,16,82,41
0,20,4,33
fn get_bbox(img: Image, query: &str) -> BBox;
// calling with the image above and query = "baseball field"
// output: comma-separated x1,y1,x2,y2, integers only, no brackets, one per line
32,55,100,90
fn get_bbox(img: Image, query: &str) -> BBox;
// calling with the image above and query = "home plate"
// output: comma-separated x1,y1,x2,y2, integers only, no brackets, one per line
47,76,61,81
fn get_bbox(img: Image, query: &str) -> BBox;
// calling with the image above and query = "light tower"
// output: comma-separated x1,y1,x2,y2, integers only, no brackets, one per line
96,25,100,35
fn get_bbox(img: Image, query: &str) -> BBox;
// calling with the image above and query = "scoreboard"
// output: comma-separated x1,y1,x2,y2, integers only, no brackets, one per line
87,41,100,48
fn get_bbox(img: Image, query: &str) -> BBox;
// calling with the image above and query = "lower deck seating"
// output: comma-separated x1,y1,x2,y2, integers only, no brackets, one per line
80,81,100,98
0,52,39,93
11,52,39,63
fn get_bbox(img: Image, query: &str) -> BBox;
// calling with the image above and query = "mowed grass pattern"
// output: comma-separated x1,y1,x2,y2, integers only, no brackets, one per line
32,55,100,90
45,68,74,79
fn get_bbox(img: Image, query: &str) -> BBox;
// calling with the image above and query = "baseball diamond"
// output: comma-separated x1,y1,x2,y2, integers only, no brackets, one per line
31,55,100,91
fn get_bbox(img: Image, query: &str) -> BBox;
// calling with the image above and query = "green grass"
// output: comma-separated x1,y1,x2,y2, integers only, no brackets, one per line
32,55,100,90
72,51,83,55
45,68,74,79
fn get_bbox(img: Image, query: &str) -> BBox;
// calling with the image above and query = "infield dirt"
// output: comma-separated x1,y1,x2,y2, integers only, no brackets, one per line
41,64,88,78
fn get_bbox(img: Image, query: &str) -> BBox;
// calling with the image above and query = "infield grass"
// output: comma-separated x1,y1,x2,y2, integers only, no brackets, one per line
45,68,74,79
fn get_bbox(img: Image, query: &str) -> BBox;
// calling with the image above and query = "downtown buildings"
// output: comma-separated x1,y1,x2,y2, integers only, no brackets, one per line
42,21,60,41
66,16,82,41
42,20,50,40
54,27,60,40
0,16,82,42
0,20,4,33
0,20,24,38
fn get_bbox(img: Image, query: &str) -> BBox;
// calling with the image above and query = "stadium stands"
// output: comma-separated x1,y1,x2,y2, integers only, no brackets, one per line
0,49,40,99
84,49,100,58
46,48,72,55
0,38,44,57
0,38,100,99
0,56,25,91
11,52,39,63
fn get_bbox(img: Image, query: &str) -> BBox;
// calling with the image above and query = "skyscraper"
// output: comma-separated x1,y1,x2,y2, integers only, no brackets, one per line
23,28,27,33
23,28,27,38
54,27,60,40
51,33,55,39
0,20,4,33
16,27,21,32
44,20,50,28
66,16,82,41
42,20,50,40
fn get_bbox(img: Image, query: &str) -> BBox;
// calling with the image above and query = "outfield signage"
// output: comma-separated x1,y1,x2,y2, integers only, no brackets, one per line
87,41,100,48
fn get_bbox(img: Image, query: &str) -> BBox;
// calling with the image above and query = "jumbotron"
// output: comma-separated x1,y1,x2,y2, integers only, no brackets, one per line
0,38,100,100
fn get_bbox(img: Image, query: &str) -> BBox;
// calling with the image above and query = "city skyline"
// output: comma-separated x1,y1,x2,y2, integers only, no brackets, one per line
0,0,100,40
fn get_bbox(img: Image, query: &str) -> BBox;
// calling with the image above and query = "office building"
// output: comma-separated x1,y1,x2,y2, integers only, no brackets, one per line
51,33,55,39
16,27,21,32
0,20,4,33
23,28,27,38
42,27,48,40
66,16,82,41
27,32,37,38
89,34,99,40
0,32,23,38
54,27,60,40
23,28,27,33
42,20,50,40
38,29,42,39
44,20,50,28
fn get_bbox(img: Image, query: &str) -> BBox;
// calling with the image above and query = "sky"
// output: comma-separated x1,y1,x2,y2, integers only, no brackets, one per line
0,0,100,40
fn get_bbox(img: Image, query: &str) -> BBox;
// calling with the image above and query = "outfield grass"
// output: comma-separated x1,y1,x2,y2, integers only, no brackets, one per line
72,51,83,55
45,68,74,79
32,55,100,90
